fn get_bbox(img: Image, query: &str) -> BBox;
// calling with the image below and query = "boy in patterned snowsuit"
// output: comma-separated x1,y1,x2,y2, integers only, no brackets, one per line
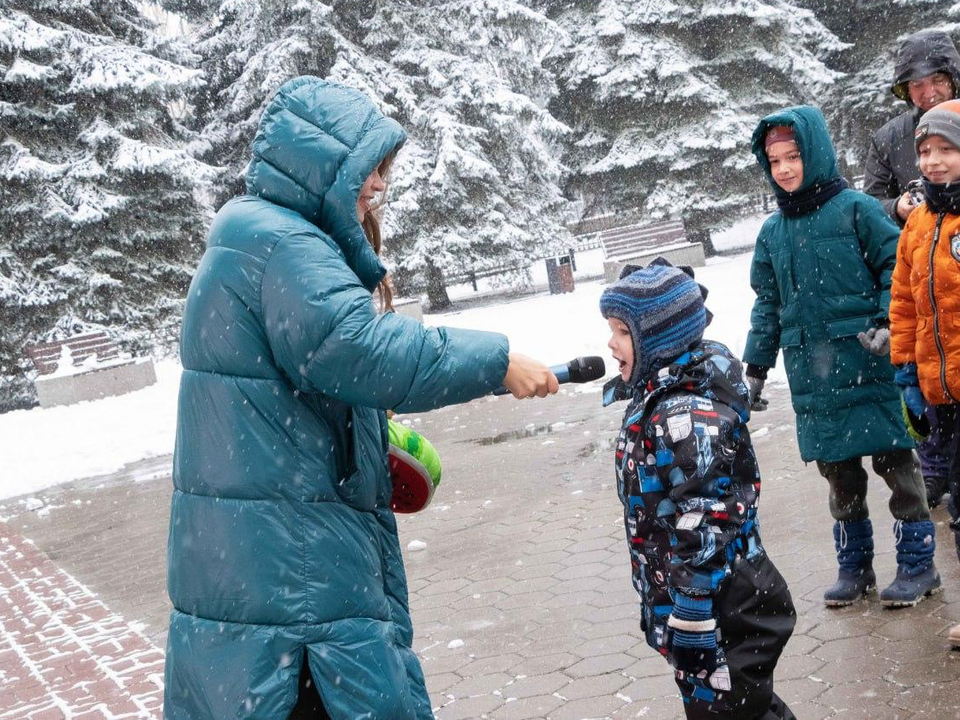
600,259,796,719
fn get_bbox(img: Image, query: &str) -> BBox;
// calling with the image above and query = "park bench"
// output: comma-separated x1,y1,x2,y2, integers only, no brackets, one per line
24,331,156,408
598,219,705,283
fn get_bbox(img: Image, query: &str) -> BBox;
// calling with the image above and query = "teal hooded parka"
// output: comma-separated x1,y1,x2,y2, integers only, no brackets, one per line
164,77,509,718
743,105,912,463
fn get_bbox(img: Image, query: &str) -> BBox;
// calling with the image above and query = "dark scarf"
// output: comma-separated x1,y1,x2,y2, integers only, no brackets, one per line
775,177,847,217
922,178,960,214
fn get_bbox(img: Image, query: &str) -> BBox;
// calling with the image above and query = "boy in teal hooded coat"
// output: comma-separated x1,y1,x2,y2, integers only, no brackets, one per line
743,106,939,609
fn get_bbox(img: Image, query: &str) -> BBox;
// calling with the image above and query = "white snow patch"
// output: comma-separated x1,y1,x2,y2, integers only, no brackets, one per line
446,639,465,649
710,213,767,252
407,539,428,552
0,360,180,500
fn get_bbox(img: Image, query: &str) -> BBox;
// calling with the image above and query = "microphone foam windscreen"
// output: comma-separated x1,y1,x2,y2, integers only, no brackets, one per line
570,356,606,383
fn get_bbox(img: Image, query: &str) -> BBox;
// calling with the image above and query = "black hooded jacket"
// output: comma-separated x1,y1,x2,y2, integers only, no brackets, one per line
863,30,960,225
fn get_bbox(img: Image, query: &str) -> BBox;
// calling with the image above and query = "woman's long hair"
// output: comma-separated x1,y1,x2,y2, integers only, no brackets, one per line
361,155,395,313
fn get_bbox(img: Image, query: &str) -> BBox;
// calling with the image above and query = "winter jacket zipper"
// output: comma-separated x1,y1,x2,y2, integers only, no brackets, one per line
928,213,959,403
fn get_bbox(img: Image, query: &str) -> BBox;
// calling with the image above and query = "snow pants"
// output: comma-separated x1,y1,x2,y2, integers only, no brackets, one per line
679,552,796,719
816,449,929,523
919,403,952,481
937,405,960,564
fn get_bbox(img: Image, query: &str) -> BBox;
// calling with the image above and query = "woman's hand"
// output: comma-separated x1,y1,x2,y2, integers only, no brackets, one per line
502,353,560,399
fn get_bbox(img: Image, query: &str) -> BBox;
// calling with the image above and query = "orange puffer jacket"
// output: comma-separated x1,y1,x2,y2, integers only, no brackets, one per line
890,205,960,404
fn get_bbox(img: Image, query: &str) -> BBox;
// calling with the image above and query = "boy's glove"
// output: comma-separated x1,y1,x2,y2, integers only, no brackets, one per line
666,593,731,692
894,363,930,441
857,326,890,356
388,419,442,513
744,365,768,411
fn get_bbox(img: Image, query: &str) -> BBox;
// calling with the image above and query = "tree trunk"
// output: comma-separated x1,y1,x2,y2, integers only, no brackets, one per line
425,261,451,311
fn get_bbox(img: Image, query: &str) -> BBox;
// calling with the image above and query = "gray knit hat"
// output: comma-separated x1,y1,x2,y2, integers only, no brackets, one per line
915,99,960,152
599,258,711,386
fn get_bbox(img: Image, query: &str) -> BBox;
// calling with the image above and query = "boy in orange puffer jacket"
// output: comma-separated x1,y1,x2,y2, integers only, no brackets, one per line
889,98,960,647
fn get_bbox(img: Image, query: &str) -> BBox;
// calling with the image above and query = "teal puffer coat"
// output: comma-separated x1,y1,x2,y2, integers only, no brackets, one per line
743,105,912,463
164,77,509,719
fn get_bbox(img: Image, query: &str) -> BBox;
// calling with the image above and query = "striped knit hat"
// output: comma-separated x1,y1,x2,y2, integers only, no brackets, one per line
599,258,710,386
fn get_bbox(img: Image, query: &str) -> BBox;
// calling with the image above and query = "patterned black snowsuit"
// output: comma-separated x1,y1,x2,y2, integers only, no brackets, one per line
604,341,796,719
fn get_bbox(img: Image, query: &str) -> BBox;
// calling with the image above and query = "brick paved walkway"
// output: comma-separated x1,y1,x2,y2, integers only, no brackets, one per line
0,522,163,718
5,380,960,718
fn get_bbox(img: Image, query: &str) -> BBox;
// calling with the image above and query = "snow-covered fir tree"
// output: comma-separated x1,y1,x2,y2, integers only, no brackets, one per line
168,0,572,309
159,0,395,207
362,1,572,308
538,0,845,233
796,0,960,176
0,0,217,409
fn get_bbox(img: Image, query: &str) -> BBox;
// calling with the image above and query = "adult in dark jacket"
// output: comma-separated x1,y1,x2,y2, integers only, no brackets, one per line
164,76,558,719
863,29,960,509
864,30,960,225
743,106,939,610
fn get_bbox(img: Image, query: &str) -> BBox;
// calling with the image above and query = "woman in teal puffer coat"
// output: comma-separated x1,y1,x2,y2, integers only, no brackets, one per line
743,106,938,611
164,76,557,719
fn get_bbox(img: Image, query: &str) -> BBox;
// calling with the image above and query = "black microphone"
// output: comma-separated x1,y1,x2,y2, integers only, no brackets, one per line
493,356,606,396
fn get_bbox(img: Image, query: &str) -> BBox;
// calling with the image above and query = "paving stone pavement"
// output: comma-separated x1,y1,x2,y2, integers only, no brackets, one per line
4,379,960,718
0,522,164,718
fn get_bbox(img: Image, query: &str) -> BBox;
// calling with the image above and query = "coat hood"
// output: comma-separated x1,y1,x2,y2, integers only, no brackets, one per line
751,105,840,198
892,30,960,104
245,76,406,291
642,341,751,419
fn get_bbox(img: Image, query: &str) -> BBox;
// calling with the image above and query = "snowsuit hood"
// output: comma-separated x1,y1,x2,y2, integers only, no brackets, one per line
891,30,960,105
245,76,405,291
751,105,839,199
641,340,752,420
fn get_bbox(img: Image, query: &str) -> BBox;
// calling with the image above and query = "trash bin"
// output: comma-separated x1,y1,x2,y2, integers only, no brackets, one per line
546,255,575,295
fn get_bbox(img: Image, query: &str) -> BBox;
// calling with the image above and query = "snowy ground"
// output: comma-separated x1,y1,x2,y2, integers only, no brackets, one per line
1,248,780,503
710,212,766,252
